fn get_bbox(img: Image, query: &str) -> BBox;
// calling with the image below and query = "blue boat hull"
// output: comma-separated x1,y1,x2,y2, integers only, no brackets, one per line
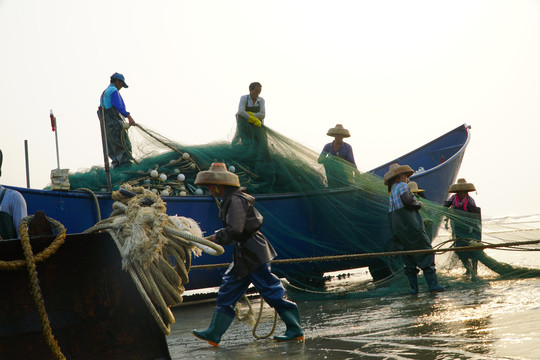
9,124,471,290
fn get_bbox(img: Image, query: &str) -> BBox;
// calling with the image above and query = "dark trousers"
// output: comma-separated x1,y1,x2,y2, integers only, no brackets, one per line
216,263,297,318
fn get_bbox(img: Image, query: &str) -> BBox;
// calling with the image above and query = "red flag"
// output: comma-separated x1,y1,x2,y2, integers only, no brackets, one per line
50,109,56,132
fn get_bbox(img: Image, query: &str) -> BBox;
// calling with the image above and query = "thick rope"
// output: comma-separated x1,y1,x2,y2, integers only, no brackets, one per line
235,294,279,339
0,218,67,271
83,184,224,335
75,187,102,222
190,238,540,270
18,216,67,360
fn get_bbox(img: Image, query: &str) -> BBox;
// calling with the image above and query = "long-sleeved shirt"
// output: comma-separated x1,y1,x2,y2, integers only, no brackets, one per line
215,186,276,278
100,84,130,117
236,95,265,122
320,141,356,166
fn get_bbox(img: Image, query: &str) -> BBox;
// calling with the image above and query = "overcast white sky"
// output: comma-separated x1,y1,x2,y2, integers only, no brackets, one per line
1,0,539,217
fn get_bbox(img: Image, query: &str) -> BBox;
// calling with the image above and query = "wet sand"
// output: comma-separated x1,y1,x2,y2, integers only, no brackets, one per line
167,269,540,359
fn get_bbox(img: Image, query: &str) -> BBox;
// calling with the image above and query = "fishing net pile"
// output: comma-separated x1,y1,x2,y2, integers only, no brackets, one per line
66,123,540,291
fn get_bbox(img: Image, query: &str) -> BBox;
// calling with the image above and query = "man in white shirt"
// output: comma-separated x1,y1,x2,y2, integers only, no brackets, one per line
232,82,266,147
0,150,28,239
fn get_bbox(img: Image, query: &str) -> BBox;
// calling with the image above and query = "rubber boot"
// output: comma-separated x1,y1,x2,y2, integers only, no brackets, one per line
192,310,234,347
423,271,444,293
274,308,305,342
405,273,419,295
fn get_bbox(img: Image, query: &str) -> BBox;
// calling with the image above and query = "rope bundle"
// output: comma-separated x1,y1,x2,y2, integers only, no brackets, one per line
84,184,224,334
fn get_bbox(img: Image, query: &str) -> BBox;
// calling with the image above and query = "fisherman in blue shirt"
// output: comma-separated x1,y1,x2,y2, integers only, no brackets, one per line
98,73,136,168
318,124,358,187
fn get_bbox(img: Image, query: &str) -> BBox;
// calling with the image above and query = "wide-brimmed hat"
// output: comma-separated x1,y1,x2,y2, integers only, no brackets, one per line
408,181,425,193
195,162,240,187
383,163,414,185
448,178,475,193
111,72,129,88
327,124,350,138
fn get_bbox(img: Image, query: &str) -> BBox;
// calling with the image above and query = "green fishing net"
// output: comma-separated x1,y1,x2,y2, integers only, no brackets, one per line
66,123,540,289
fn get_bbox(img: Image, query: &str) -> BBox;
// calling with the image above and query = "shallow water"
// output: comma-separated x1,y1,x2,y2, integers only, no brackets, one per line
168,219,540,359
167,270,540,359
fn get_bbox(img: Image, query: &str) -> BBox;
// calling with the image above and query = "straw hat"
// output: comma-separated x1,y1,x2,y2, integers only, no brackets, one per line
383,163,414,185
194,162,240,187
408,181,425,193
327,124,351,138
448,178,475,193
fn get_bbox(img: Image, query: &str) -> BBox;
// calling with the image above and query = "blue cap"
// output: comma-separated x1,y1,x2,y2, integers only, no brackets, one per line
111,72,129,88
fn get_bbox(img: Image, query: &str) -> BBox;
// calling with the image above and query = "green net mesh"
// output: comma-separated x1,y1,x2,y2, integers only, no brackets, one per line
66,123,540,292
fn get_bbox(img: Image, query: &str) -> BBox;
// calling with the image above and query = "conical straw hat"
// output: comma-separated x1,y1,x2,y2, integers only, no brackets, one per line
408,181,425,193
448,178,475,193
195,162,240,187
327,124,351,138
383,163,414,185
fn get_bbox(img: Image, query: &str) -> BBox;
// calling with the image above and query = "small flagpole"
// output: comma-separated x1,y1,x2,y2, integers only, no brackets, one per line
50,109,60,169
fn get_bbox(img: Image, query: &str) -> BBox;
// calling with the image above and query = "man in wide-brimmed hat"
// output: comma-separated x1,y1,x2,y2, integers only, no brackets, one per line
0,149,27,239
318,124,357,187
408,181,439,240
444,178,481,280
408,181,425,198
385,163,444,294
192,163,304,347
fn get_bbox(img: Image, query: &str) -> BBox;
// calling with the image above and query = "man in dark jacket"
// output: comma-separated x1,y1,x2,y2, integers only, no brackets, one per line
192,162,304,347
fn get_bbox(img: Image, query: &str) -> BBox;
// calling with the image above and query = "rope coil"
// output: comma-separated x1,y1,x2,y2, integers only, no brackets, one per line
0,215,68,360
83,184,224,335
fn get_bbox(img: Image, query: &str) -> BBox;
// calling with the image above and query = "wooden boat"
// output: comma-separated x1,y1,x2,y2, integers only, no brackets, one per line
7,124,471,289
0,213,171,360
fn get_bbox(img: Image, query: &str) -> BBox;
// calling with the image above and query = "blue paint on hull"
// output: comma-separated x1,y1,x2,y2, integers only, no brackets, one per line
8,124,470,290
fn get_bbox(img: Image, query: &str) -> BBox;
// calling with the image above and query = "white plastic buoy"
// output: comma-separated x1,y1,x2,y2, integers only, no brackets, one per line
180,185,186,191
195,188,203,195
189,163,196,169
144,179,151,184
182,153,190,160
150,170,159,178
228,165,236,173
177,173,185,182
159,173,167,181
179,191,187,196
151,188,158,194
161,189,170,196
173,168,180,174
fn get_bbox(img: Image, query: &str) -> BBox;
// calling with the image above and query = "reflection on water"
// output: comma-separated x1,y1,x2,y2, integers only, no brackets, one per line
166,215,540,359
168,273,540,360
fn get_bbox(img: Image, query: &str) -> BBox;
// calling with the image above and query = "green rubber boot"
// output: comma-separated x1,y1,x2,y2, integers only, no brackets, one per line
424,270,444,293
192,310,234,347
406,273,419,295
274,308,305,342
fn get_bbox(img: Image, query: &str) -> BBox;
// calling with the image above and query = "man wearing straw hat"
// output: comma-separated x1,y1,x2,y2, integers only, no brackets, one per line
318,124,357,187
384,163,444,294
444,178,481,280
408,181,437,240
192,163,304,347
0,150,27,239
